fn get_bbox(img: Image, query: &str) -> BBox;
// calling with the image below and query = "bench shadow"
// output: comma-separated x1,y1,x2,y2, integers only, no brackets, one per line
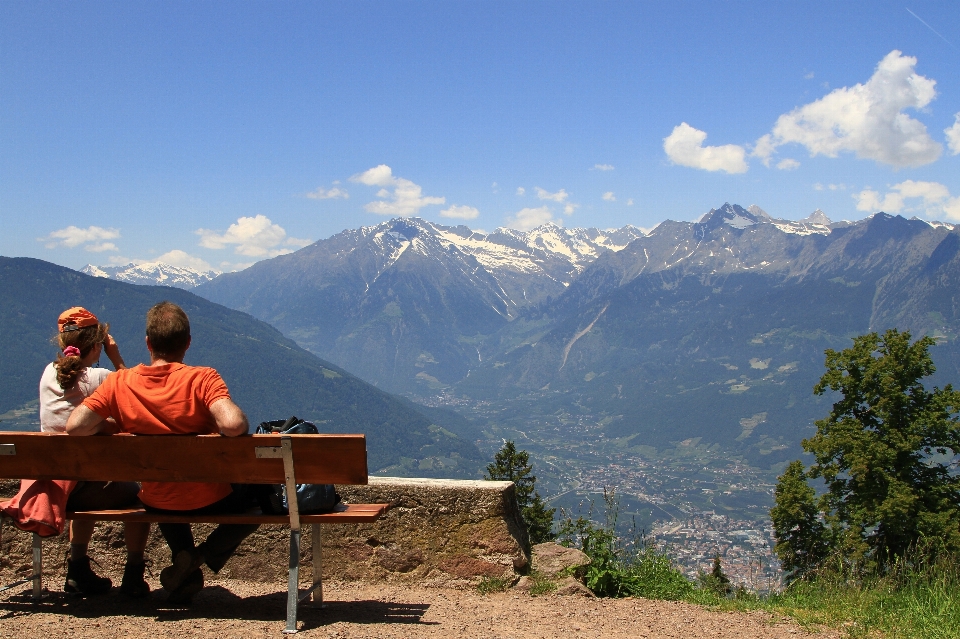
0,585,434,631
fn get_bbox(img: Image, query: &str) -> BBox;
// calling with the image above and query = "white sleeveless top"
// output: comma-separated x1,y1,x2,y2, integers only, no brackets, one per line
38,363,111,433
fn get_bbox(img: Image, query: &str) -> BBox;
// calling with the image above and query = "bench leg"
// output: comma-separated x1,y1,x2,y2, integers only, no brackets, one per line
284,528,300,634
312,524,323,605
32,533,42,601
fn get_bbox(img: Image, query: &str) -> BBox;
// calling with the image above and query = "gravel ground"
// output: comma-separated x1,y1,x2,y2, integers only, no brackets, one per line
0,577,838,639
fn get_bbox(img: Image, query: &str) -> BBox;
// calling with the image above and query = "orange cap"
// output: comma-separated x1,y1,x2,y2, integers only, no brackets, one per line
58,307,100,333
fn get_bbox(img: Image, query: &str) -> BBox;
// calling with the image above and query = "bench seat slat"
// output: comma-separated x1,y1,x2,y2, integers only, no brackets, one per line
1,500,388,525
67,503,389,525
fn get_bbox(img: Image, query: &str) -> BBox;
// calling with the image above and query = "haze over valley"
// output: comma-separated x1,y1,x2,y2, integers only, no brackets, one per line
71,203,960,578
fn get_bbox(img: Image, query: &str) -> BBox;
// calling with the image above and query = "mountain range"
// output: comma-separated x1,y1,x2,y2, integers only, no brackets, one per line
81,262,221,289
180,204,960,465
0,257,482,476
80,204,960,470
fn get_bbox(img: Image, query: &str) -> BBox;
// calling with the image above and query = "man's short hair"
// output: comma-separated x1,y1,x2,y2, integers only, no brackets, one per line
146,301,191,359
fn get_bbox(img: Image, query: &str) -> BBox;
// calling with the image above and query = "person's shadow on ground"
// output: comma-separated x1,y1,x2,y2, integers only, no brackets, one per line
0,585,436,632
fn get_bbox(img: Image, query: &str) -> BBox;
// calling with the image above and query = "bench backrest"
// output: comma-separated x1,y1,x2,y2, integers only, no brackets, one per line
0,433,369,485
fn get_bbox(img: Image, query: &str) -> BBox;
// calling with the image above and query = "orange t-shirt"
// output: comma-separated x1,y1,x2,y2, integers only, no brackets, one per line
82,363,234,511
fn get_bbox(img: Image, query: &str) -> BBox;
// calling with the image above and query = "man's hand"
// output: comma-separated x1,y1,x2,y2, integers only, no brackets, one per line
66,405,106,436
210,398,249,437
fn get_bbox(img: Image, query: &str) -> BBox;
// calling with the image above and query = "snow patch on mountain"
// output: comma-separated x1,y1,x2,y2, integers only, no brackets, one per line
80,262,221,289
912,217,955,230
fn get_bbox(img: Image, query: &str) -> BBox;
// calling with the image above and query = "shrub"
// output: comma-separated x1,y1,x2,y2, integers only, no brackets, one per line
557,488,694,600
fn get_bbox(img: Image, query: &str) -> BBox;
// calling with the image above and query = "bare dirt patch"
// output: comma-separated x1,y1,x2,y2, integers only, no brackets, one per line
0,578,838,638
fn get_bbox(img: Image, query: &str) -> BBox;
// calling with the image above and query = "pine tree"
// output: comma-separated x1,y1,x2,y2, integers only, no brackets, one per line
772,329,960,574
770,461,829,582
485,440,556,544
709,553,731,596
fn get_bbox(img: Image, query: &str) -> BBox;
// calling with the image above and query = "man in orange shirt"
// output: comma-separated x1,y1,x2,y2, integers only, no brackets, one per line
67,301,259,604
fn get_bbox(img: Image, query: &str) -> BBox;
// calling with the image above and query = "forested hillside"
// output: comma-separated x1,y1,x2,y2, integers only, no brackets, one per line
0,257,482,476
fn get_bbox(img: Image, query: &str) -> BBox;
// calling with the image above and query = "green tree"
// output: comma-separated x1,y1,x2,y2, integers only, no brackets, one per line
485,440,556,544
770,460,830,581
773,329,960,574
701,553,732,596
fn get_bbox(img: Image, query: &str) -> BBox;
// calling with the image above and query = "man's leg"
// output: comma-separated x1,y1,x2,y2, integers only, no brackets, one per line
189,486,260,573
156,522,195,560
198,523,260,573
155,522,205,603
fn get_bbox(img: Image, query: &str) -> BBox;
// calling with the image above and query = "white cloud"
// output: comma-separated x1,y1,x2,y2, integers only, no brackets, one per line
663,122,748,174
196,215,311,257
349,164,445,216
946,113,960,155
155,249,214,272
602,191,616,201
440,204,480,220
755,50,941,168
627,199,634,206
592,164,615,171
536,187,569,202
516,187,525,196
107,255,141,266
41,225,121,251
855,189,903,213
306,182,349,200
814,183,847,191
350,165,395,187
804,71,815,80
563,202,579,216
776,159,801,170
855,180,960,221
491,182,499,193
506,206,556,231
86,242,118,252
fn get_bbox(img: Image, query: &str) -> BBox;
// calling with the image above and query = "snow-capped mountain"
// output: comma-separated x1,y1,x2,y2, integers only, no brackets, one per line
196,217,645,389
196,205,960,396
334,217,644,298
81,262,222,289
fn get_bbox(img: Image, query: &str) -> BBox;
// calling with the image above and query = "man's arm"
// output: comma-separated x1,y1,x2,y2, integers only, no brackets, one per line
66,404,107,436
210,398,249,437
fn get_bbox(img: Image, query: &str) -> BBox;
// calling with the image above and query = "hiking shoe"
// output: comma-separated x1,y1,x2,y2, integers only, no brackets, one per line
166,568,203,605
64,556,112,595
159,548,204,593
119,559,151,598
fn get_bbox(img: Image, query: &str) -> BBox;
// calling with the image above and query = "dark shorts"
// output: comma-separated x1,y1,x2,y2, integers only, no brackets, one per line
66,481,141,512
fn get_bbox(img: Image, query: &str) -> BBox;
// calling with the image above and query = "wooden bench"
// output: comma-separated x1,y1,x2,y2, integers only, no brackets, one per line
0,432,389,634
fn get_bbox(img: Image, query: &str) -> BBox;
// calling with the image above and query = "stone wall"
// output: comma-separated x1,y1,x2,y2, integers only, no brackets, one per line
0,478,530,589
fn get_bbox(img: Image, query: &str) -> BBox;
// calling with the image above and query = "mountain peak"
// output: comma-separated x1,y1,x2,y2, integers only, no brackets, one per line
701,203,762,230
747,205,773,220
800,209,832,225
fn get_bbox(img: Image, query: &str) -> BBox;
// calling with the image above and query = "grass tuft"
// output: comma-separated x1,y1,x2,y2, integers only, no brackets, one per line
477,575,513,595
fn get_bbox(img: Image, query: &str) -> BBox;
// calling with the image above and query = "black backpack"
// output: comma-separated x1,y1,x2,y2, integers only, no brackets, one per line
254,416,342,515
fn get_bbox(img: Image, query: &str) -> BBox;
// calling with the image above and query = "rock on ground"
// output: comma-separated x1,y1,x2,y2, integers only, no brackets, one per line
531,542,590,578
0,578,838,638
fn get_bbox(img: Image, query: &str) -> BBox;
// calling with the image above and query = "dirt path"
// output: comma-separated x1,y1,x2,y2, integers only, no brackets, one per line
0,578,837,639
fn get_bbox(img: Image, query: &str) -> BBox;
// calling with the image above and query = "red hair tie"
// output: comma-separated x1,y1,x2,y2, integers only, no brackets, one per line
62,346,81,358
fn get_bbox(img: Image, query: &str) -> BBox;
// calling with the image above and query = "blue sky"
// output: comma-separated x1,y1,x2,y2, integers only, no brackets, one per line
2,1,959,272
